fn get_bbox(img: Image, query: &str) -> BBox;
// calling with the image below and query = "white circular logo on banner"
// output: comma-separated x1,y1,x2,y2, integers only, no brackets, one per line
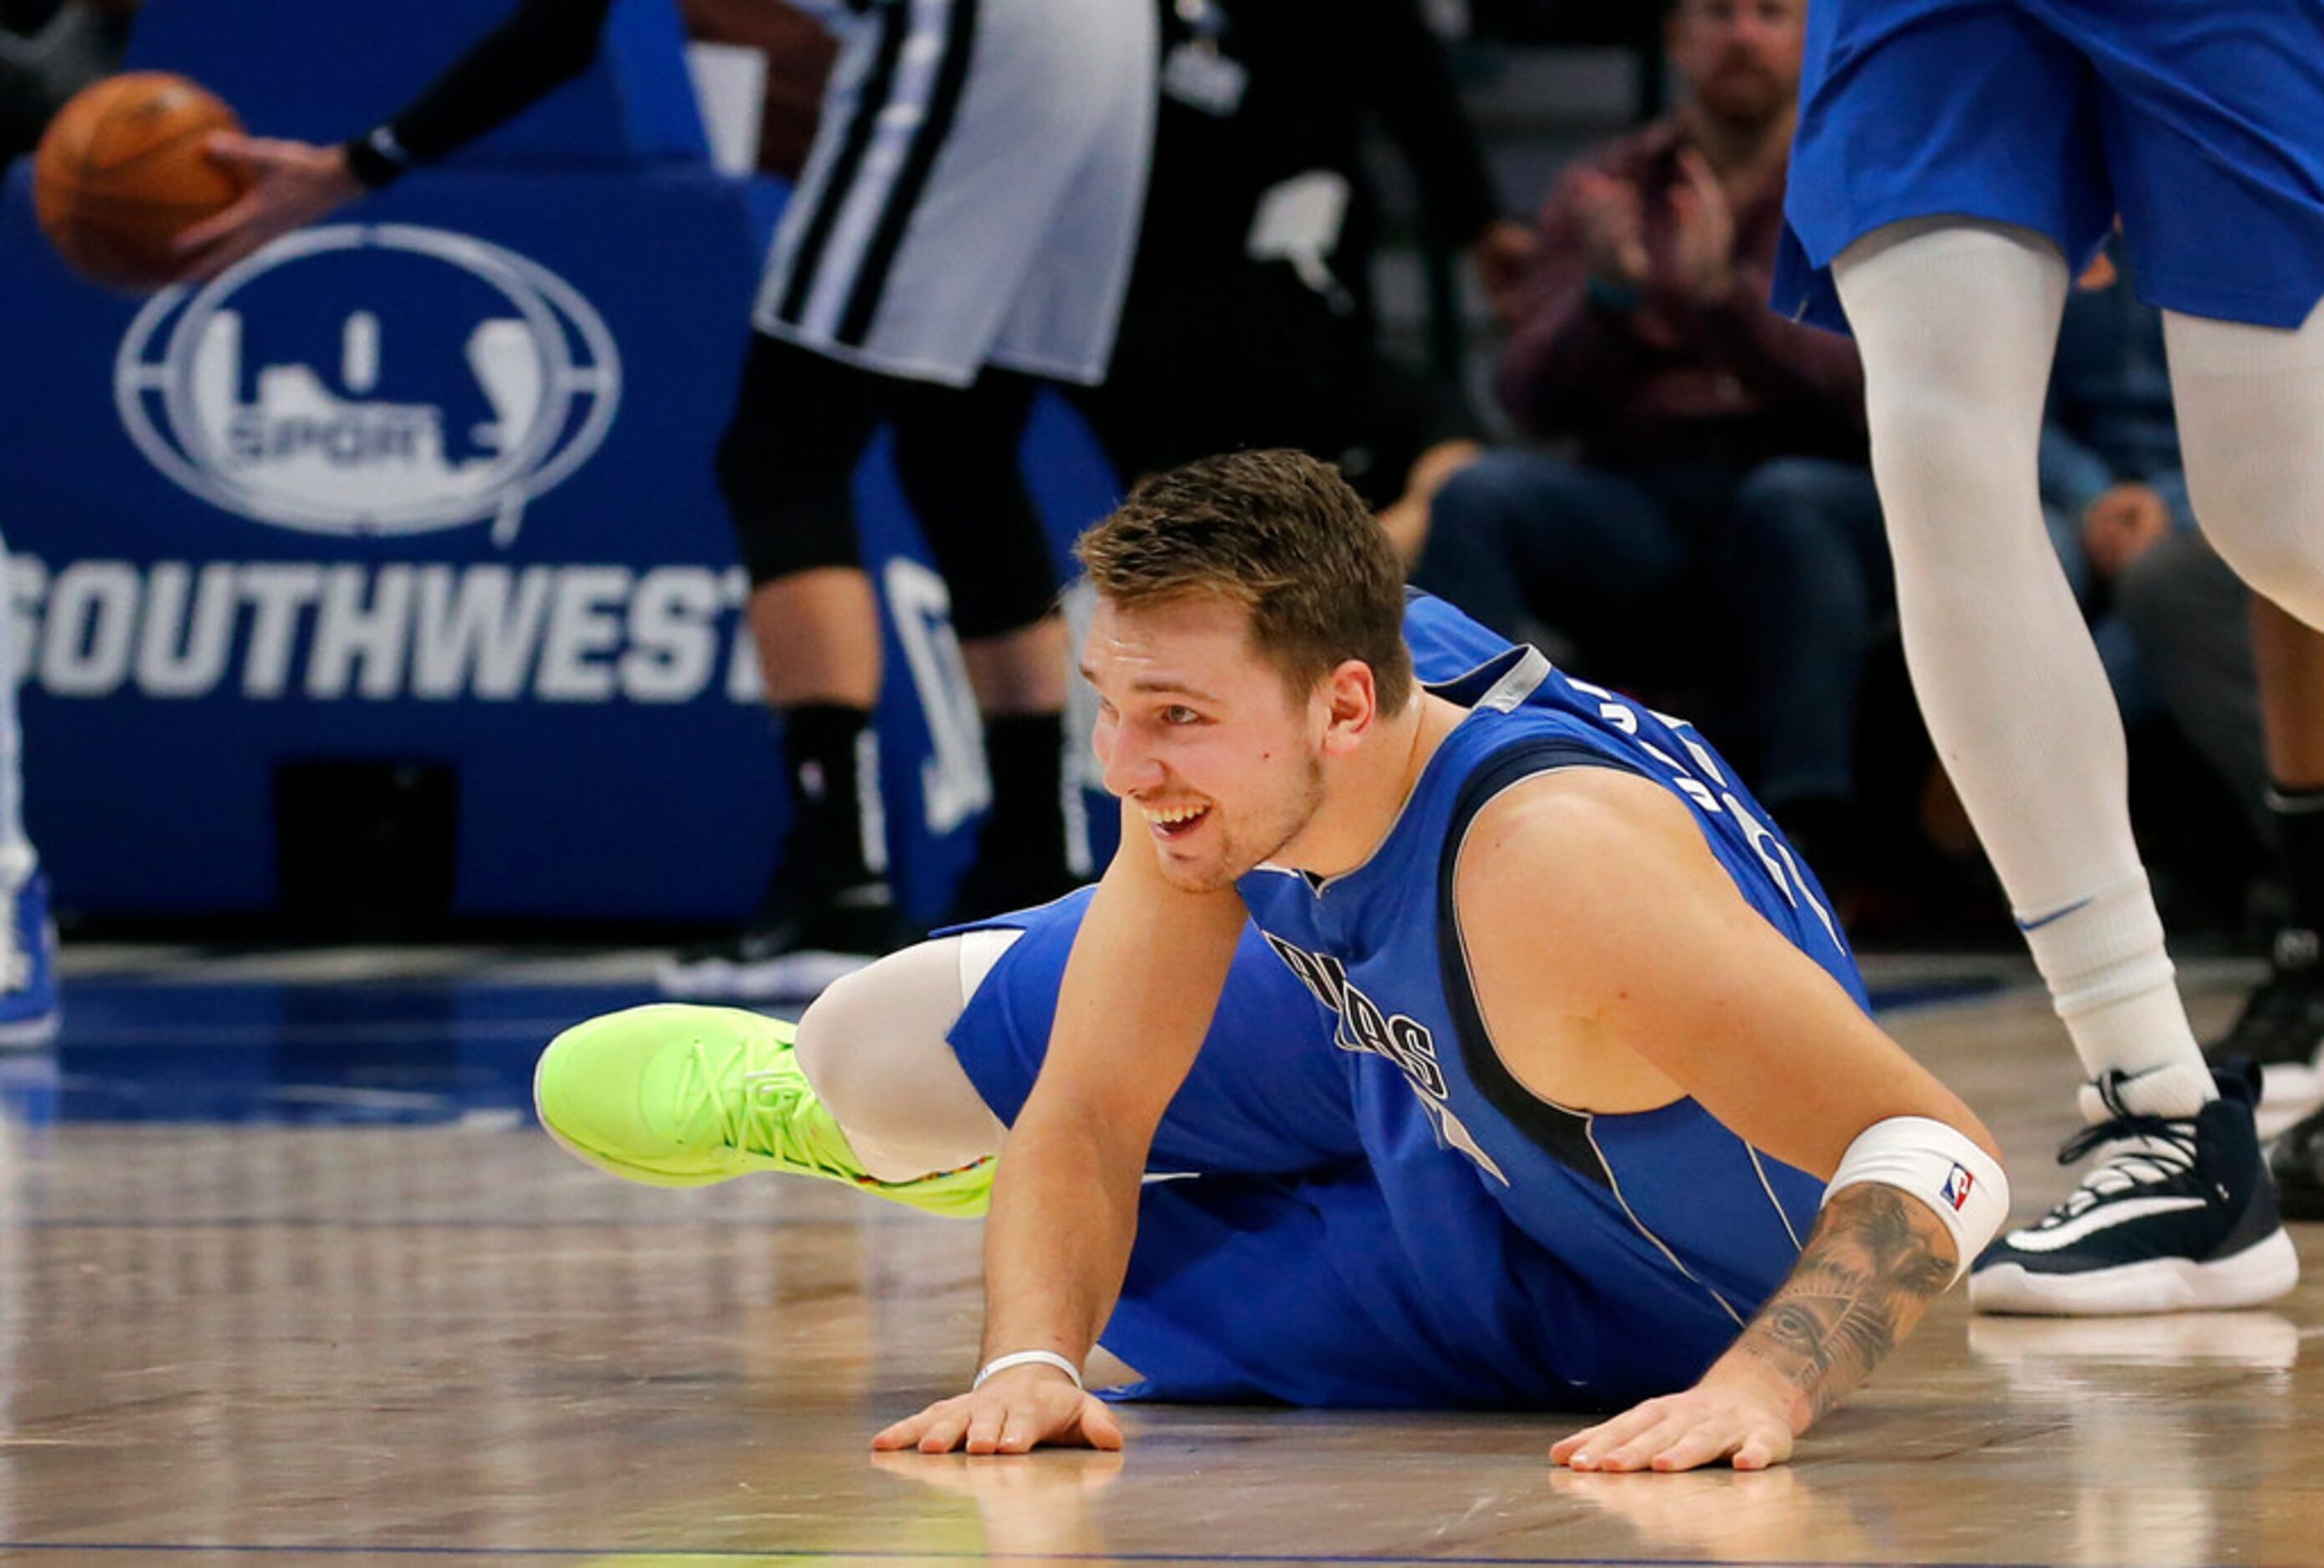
116,223,621,542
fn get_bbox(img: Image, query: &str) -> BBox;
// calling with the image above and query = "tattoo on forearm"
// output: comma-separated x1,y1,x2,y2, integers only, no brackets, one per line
1734,1184,1956,1424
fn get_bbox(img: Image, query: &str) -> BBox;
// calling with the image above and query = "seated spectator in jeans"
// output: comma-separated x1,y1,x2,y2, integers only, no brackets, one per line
1410,0,1886,867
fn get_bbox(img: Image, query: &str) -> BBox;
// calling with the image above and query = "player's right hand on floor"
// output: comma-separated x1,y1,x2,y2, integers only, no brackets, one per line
1548,1376,1796,1474
872,1366,1124,1455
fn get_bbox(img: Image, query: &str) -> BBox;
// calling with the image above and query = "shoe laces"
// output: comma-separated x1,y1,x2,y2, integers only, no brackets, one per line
2047,1077,2200,1222
730,1057,857,1182
661,1039,851,1181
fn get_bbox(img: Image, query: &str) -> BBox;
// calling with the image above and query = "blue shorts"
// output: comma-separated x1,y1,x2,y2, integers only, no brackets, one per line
947,888,1363,1178
1777,0,2324,331
944,891,1795,1410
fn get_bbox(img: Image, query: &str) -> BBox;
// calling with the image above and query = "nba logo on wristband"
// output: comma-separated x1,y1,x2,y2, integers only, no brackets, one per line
1942,1164,1975,1211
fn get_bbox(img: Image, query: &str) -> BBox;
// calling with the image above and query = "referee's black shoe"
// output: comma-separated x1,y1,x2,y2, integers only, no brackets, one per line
2268,1100,2324,1222
1970,1062,2299,1315
657,878,914,1003
2204,927,2324,1138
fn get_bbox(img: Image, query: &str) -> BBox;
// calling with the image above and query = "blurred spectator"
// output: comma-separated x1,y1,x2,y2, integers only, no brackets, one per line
1410,0,1881,868
1083,0,1527,509
0,0,134,166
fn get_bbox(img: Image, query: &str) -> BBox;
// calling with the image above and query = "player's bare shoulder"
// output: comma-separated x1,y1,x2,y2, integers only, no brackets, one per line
1449,763,1769,1024
1448,766,1740,1112
1454,763,1733,911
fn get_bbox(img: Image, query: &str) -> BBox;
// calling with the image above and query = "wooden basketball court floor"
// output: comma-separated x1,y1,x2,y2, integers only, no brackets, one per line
3,948,2320,1568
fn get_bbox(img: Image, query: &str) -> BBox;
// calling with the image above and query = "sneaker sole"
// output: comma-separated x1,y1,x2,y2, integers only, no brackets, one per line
1970,1226,2300,1316
656,948,877,1002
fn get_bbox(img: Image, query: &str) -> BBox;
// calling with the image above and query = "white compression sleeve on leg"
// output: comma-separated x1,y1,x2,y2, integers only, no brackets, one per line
2168,298,2324,630
792,932,1013,1181
1833,219,2205,1090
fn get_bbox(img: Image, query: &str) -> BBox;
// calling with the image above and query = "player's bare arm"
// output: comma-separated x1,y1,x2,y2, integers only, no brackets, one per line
1452,768,2003,1471
873,804,1245,1456
1550,1178,1957,1472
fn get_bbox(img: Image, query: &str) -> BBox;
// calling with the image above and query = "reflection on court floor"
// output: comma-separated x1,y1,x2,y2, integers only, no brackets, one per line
1,947,2316,1566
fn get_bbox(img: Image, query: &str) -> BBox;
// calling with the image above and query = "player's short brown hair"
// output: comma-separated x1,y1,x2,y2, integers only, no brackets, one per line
1076,450,1414,715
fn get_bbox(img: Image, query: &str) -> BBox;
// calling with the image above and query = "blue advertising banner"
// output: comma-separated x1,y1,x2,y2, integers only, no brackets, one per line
0,1,1121,924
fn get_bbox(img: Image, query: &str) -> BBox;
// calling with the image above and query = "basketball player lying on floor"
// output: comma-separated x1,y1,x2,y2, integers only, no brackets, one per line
536,452,2008,1473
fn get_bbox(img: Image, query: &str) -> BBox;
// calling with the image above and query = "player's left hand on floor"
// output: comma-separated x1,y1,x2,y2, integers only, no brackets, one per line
1550,1388,1795,1474
872,1367,1124,1456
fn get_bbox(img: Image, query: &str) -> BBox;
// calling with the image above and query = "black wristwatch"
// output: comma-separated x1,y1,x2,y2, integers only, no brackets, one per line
342,124,413,190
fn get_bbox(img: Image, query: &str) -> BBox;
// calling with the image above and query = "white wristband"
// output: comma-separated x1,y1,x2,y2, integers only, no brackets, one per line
972,1349,1084,1390
1821,1115,2010,1284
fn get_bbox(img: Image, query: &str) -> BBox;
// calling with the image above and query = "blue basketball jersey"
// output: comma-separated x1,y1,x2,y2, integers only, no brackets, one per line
1233,594,1847,1387
945,593,1858,1407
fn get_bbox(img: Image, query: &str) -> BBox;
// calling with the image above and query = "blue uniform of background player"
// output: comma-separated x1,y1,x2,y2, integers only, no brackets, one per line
948,594,1844,1409
1751,0,2312,1314
1777,0,2324,332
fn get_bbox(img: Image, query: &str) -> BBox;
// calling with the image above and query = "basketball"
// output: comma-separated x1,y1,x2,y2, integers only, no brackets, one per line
32,72,251,291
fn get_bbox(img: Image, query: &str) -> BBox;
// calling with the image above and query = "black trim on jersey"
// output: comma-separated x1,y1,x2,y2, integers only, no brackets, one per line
835,0,980,347
1435,737,1647,1188
773,0,914,328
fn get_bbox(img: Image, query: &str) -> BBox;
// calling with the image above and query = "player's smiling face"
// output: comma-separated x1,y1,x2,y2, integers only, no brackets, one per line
1084,593,1328,893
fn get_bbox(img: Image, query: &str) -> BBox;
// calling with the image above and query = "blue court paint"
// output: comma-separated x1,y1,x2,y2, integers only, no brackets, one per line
0,967,1999,1131
1,976,664,1127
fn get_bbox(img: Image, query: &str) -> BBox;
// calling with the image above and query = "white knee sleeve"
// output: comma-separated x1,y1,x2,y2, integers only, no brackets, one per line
1835,220,2135,909
2169,300,2324,628
1835,220,2203,1085
792,933,1012,1181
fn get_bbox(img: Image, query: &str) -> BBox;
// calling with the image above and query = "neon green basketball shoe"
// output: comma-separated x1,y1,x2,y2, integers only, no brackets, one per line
532,1003,990,1218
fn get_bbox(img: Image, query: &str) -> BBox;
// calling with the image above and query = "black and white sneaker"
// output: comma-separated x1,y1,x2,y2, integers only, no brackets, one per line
656,881,913,1002
2267,1100,2324,1222
2205,927,2324,1138
1971,1063,2299,1316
